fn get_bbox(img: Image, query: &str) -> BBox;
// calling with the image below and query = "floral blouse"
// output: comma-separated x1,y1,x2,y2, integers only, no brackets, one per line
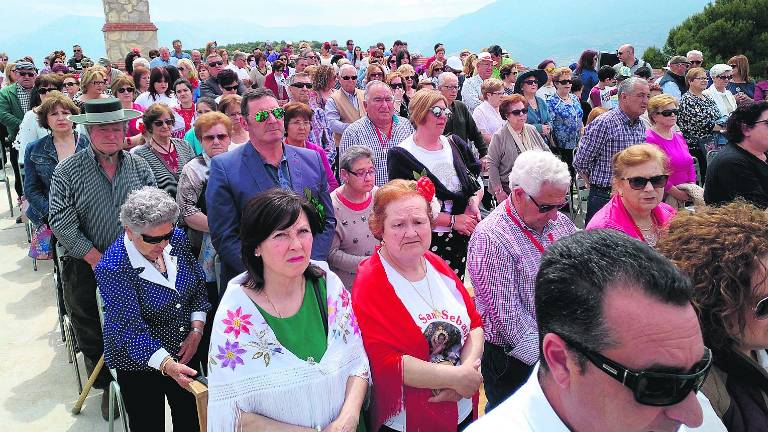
547,93,584,150
677,92,721,144
309,93,336,166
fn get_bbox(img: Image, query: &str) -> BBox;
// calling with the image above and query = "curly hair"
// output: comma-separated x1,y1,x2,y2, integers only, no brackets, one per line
657,200,768,350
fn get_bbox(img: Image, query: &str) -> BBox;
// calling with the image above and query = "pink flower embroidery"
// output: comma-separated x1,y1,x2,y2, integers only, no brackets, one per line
222,306,253,339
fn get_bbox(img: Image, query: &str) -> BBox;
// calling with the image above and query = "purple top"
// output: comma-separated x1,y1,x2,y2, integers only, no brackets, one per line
304,140,339,191
755,81,768,102
645,129,697,190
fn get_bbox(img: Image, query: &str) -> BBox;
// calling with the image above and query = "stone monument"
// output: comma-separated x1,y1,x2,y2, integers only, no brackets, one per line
102,0,158,63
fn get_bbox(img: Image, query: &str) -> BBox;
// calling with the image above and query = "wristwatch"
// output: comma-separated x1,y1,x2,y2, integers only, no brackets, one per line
191,327,203,335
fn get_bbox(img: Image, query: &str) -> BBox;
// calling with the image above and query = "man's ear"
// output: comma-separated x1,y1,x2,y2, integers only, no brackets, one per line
541,333,575,389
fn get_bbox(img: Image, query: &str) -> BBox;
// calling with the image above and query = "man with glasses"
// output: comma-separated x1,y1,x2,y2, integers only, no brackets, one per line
226,51,251,87
200,53,245,98
705,101,768,208
48,98,152,420
345,40,355,62
467,151,576,411
461,52,494,112
68,44,86,72
574,77,649,224
206,88,335,286
439,72,487,158
468,229,727,431
339,81,414,186
171,39,191,60
0,61,37,200
327,64,367,146
287,72,312,104
149,46,179,69
612,44,650,74
658,56,691,101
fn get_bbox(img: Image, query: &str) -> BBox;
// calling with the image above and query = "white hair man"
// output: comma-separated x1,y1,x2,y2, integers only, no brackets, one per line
467,150,577,411
149,46,179,69
226,51,251,86
326,64,367,146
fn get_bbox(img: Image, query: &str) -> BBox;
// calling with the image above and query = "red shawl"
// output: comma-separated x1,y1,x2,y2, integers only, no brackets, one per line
352,247,482,431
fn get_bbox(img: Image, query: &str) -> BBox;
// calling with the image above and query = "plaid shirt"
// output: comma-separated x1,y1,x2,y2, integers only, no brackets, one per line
467,200,577,365
339,115,414,186
17,85,32,113
573,108,646,188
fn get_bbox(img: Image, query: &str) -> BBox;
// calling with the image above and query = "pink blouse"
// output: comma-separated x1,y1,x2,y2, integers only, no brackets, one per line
645,129,697,190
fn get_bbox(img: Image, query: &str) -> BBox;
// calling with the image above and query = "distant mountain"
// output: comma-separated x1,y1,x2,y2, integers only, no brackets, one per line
2,0,711,67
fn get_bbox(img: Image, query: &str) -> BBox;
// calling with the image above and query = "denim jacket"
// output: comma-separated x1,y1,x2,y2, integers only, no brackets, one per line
23,132,90,226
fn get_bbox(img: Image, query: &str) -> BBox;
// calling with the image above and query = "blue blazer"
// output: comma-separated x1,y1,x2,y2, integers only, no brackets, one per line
206,142,336,287
95,229,211,371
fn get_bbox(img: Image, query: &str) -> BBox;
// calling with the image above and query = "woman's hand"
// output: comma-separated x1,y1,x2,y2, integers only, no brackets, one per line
449,359,483,398
453,214,478,236
177,329,203,364
667,186,691,202
541,124,551,136
494,190,509,203
428,388,463,403
165,361,198,390
322,411,360,432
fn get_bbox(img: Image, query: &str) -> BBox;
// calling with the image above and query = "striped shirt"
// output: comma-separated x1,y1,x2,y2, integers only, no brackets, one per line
573,108,646,188
467,200,577,365
49,146,156,258
132,138,195,199
339,115,414,186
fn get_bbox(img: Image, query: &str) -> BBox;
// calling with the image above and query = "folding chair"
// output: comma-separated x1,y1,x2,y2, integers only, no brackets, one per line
0,142,13,216
53,241,65,341
62,314,83,393
95,288,129,432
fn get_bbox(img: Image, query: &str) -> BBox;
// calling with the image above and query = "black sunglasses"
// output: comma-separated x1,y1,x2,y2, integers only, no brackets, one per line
37,87,60,95
623,175,669,190
528,192,567,213
152,119,175,127
17,71,36,78
340,75,356,81
658,109,679,117
141,229,174,244
563,336,712,407
690,60,702,65
208,61,223,67
222,84,239,91
522,79,538,85
728,64,737,68
507,108,529,117
556,79,573,85
717,75,733,80
116,86,135,93
389,83,404,89
64,81,79,87
290,82,313,89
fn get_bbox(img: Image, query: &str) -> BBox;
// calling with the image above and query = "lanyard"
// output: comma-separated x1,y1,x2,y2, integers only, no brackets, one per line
373,118,393,148
505,200,553,254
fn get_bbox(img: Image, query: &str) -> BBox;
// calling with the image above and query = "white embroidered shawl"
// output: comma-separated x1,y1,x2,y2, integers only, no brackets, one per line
207,261,370,431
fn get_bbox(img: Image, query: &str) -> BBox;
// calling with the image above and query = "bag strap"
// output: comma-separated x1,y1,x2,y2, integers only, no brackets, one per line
311,277,329,337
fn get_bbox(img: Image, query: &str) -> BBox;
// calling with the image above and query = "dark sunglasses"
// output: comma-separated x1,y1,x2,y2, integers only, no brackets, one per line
623,175,669,190
389,59,397,64
430,106,452,118
389,83,404,89
657,109,679,117
563,336,712,407
369,72,384,77
528,192,567,213
64,81,79,87
253,107,285,122
37,87,59,95
290,82,313,89
116,86,135,93
403,75,415,80
152,119,175,127
202,133,229,142
17,71,36,78
717,75,733,80
340,75,356,81
222,84,239,91
728,64,737,68
141,229,174,244
690,60,702,65
208,61,223,67
556,79,573,85
433,68,444,73
523,79,538,85
507,108,529,117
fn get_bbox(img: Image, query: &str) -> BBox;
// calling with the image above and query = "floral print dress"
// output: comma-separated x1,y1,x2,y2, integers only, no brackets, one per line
547,93,583,150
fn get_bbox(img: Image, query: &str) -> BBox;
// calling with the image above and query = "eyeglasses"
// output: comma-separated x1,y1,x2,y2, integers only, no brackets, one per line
371,96,395,104
222,84,239,91
208,61,223,67
717,75,733,80
523,79,538,85
433,68,443,73
691,76,708,81
562,336,712,407
91,80,106,86
440,85,459,91
527,192,567,213
430,106,452,118
347,168,375,178
152,119,175,127
340,75,356,80
556,79,573,85
64,81,79,87
39,87,62,95
17,71,36,78
253,107,285,122
290,82,313,89
288,120,311,127
389,83,404,89
622,175,669,190
116,86,135,93
657,109,679,117
202,133,229,142
754,120,768,127
141,229,174,244
753,295,768,319
369,72,384,78
507,108,529,117
728,64,737,68
403,75,415,81
690,60,702,65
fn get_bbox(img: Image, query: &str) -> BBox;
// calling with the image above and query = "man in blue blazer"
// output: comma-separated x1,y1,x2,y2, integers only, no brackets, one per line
207,88,336,287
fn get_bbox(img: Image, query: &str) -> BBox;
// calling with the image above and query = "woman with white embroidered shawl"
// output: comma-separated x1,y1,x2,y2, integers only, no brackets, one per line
207,188,370,431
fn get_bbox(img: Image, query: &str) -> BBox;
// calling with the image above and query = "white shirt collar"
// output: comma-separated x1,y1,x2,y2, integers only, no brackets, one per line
123,233,178,290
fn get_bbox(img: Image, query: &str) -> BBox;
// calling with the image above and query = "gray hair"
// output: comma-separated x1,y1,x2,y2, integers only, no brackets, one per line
508,150,571,196
232,51,247,62
287,72,310,85
132,57,150,70
686,50,703,58
617,76,646,98
340,145,374,173
437,71,457,87
119,186,179,234
339,64,357,76
364,80,392,102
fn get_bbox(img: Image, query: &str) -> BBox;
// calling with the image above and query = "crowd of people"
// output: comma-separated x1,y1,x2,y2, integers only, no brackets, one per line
1,36,768,432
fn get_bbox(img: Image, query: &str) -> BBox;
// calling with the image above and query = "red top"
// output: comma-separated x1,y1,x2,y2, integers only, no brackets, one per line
335,190,372,212
174,106,195,133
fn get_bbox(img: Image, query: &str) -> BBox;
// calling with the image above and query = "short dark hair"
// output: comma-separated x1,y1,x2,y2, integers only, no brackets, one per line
283,102,313,131
488,45,503,57
241,87,276,117
499,63,517,80
536,230,693,372
143,103,175,133
634,66,653,79
240,189,325,291
148,67,172,97
31,74,63,108
173,77,192,92
393,40,404,46
598,65,617,81
725,101,768,144
217,68,238,87
570,76,584,93
434,43,444,53
196,96,218,112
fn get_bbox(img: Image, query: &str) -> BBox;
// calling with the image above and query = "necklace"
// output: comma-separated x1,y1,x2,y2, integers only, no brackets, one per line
384,249,441,316
263,291,283,318
151,136,173,154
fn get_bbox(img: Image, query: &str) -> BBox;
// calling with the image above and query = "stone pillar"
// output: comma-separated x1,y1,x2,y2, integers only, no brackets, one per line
102,0,158,65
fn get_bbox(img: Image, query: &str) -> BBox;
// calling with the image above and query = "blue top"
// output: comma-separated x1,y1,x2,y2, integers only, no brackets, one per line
96,229,211,371
526,96,552,142
547,94,584,150
578,69,599,103
23,133,90,226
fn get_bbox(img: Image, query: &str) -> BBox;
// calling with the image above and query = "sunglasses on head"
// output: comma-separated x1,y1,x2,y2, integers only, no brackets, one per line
116,86,135,93
222,84,239,91
657,109,679,117
340,75,356,80
563,336,712,407
152,119,175,127
556,79,573,85
208,61,223,67
17,71,35,78
623,175,669,190
430,106,452,118
253,107,285,122
37,87,59,95
290,82,313,89
507,108,529,117
527,192,567,213
141,229,174,244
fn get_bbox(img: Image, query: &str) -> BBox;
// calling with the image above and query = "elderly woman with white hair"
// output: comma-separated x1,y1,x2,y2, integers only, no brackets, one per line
95,186,211,431
703,64,738,120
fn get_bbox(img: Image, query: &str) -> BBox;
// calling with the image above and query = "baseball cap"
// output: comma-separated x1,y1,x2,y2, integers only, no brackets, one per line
668,56,690,66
